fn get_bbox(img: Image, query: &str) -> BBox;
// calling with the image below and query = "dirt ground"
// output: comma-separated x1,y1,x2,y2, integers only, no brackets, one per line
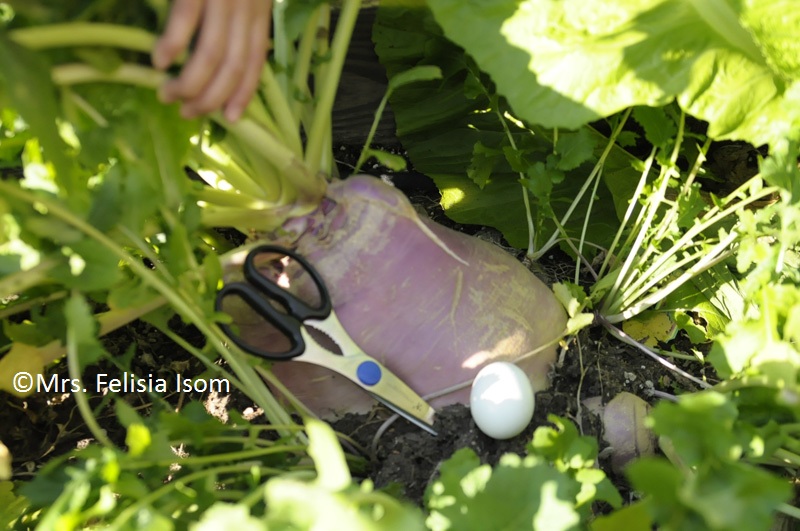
0,147,711,511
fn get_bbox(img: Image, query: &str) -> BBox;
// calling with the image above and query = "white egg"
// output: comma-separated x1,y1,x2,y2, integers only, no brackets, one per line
470,361,535,440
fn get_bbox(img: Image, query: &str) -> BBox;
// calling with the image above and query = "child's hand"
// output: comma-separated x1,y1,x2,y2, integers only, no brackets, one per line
152,0,272,121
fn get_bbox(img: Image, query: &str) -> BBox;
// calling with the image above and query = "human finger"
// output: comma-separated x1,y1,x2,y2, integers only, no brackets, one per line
222,0,272,121
152,0,203,71
180,0,255,118
159,0,232,104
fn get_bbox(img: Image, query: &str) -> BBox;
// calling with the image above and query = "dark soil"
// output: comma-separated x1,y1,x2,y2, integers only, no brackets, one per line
1,145,712,514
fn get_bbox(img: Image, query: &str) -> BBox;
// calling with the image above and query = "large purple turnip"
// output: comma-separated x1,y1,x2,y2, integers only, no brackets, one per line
227,175,566,417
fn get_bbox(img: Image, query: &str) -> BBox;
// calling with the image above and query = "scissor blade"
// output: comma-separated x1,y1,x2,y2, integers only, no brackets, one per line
370,392,437,436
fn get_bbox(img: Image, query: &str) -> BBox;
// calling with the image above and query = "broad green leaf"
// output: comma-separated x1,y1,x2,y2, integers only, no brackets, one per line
374,6,641,251
648,392,741,466
266,477,425,531
590,501,652,531
192,504,266,531
425,0,800,149
427,452,581,531
0,481,30,530
529,416,598,472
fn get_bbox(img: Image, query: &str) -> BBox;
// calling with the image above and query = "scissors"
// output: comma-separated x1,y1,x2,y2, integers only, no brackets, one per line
215,244,437,435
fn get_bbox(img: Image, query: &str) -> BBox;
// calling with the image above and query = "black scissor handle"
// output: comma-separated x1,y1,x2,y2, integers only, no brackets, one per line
243,245,332,321
215,245,332,360
215,282,306,360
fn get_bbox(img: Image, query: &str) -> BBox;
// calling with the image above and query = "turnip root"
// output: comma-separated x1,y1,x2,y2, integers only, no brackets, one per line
226,175,566,417
599,392,656,474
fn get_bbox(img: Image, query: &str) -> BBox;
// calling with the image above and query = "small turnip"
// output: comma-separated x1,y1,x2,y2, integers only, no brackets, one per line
599,392,656,474
227,175,567,417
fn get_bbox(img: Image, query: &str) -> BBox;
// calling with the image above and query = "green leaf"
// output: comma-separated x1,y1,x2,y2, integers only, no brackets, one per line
424,0,800,149
362,148,407,171
632,106,678,149
626,458,685,526
64,292,105,367
50,239,121,292
306,419,350,491
554,129,597,171
467,141,502,189
590,501,652,531
628,458,790,531
529,416,598,472
648,392,741,466
0,481,30,530
0,32,75,195
427,452,581,531
192,504,266,531
388,65,443,91
553,282,591,318
125,424,152,458
374,6,640,251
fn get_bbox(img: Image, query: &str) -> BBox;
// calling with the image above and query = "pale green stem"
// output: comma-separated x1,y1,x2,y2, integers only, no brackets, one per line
602,155,678,313
305,0,361,175
290,5,325,121
532,108,632,260
491,106,537,256
549,212,598,281
651,139,712,244
574,166,604,283
255,365,319,420
192,142,267,199
778,503,800,522
616,184,778,308
199,206,293,231
607,236,736,322
66,299,114,448
157,324,246,391
773,449,800,467
10,23,156,53
193,188,283,210
221,114,325,206
618,244,721,310
354,90,392,174
129,445,306,468
598,147,656,279
259,64,304,155
0,258,59,299
271,0,291,95
0,290,67,320
51,63,321,208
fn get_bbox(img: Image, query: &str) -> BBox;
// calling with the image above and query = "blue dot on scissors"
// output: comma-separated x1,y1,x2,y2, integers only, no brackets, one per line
357,361,382,386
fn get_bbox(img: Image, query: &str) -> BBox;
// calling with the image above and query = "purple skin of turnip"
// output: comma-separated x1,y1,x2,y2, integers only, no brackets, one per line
226,175,567,417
